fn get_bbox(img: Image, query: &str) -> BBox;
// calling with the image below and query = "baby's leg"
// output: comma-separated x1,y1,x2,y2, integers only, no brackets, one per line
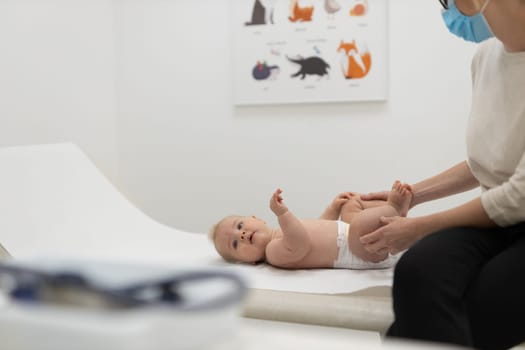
340,194,386,223
347,181,412,262
386,180,412,217
340,197,363,223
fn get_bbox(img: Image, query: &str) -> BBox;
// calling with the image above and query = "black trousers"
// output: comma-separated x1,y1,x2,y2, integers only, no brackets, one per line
386,222,525,350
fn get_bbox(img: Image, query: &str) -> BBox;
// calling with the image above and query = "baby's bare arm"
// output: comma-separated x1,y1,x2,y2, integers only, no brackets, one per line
320,206,339,220
277,211,310,251
320,192,353,220
266,211,311,266
269,189,311,256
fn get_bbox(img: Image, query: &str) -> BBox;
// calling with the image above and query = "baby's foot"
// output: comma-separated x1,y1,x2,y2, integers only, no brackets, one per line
387,180,412,217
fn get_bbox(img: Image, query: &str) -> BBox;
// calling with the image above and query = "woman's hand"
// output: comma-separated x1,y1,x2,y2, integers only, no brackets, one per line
270,188,289,216
359,216,420,255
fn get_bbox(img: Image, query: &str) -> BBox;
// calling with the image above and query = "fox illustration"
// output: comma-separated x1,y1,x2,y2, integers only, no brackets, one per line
349,0,368,16
337,40,371,79
288,0,314,22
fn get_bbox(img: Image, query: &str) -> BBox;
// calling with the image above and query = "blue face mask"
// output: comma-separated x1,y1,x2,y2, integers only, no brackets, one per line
442,0,493,43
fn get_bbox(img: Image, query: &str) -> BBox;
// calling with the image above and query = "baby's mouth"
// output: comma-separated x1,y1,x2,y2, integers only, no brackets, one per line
249,232,254,243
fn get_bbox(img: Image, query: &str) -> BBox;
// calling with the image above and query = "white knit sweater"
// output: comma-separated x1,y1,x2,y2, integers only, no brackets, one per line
467,39,525,226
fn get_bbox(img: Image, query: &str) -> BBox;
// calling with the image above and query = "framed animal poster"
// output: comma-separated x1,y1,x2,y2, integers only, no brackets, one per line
232,0,388,105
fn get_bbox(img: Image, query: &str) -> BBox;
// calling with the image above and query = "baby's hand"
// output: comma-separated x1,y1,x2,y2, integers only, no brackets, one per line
330,192,354,211
320,192,363,221
270,188,288,216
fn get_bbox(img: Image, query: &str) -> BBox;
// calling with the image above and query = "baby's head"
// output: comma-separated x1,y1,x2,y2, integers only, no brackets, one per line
210,215,273,264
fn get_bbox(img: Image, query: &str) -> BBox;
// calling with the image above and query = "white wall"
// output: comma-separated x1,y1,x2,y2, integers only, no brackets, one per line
0,0,481,234
0,0,119,180
113,0,480,233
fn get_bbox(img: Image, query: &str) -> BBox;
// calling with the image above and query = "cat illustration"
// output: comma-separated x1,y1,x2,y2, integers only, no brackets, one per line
337,40,371,79
287,55,330,79
288,0,314,22
252,61,280,80
245,0,276,26
349,0,368,16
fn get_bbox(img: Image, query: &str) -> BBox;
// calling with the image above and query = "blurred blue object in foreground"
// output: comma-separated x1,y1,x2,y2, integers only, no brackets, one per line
0,257,247,350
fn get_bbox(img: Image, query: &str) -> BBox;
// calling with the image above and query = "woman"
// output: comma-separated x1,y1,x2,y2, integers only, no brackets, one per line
359,1,525,349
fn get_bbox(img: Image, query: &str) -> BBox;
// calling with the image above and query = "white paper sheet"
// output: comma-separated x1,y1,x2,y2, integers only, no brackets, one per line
0,143,393,294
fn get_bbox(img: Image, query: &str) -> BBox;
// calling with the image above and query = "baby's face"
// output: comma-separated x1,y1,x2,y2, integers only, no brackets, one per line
215,216,273,264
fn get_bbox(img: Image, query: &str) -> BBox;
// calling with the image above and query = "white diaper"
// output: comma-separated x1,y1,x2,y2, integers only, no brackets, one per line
333,221,398,270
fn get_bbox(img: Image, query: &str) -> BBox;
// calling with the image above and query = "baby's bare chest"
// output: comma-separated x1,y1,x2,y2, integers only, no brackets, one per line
267,220,341,268
301,219,339,250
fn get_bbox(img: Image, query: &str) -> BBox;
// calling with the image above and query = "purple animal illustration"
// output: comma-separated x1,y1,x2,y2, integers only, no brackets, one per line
252,61,280,80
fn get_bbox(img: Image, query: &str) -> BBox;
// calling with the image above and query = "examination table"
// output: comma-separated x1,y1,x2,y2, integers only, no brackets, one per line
0,143,394,334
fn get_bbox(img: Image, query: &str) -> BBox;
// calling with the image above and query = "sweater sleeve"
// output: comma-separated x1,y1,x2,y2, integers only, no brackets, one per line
481,151,525,226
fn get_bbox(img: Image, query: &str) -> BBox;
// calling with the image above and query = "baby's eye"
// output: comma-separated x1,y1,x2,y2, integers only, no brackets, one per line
237,222,243,230
233,239,238,249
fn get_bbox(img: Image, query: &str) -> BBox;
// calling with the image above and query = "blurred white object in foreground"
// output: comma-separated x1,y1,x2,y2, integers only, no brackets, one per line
0,257,247,350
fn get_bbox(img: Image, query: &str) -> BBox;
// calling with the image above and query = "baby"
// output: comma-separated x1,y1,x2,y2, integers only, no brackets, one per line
210,181,412,269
